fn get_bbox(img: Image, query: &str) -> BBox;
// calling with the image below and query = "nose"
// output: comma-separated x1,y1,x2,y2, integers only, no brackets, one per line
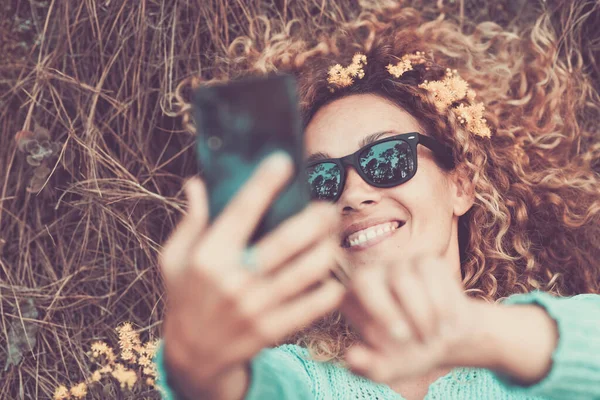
338,167,382,212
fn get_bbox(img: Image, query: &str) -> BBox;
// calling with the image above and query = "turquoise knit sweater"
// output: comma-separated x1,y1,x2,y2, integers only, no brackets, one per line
154,290,600,399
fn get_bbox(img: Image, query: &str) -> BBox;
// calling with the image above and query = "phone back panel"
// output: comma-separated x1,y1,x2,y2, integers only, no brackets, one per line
194,74,311,244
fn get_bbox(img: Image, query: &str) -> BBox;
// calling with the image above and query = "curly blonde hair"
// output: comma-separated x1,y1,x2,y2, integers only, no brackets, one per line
175,2,600,361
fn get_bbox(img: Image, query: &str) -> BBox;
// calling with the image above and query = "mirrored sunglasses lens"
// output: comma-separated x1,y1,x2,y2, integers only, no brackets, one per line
359,140,414,184
306,162,341,200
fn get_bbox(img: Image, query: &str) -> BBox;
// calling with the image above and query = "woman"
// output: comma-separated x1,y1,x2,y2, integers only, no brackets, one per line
155,4,600,400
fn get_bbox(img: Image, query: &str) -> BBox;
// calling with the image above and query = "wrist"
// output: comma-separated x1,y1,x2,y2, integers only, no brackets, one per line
163,343,251,400
162,344,208,399
443,299,506,371
444,299,557,386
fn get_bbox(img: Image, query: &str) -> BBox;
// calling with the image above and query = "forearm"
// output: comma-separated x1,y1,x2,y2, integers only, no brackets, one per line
483,302,558,385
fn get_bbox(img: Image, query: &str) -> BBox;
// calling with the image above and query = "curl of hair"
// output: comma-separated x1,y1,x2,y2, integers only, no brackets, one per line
174,2,600,362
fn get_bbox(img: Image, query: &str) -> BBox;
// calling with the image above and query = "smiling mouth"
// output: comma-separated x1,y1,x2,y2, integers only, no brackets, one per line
342,220,404,249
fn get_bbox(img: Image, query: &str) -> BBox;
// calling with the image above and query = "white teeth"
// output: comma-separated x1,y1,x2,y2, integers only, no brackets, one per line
346,221,402,248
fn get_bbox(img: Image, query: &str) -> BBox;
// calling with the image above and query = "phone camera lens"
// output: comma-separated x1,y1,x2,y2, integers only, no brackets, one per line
208,136,222,150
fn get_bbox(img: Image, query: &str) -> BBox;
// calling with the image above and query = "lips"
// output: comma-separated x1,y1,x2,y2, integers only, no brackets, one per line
341,219,405,248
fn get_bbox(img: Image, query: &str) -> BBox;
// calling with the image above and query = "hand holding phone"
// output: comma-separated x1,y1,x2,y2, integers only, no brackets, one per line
159,167,344,399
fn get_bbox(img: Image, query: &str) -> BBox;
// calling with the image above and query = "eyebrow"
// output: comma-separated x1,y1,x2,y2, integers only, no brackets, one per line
305,130,394,163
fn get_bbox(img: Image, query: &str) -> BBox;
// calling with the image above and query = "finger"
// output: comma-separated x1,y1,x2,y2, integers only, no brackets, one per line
262,279,345,337
222,279,345,363
160,177,209,283
252,201,338,274
243,240,339,313
351,268,412,341
340,290,410,349
338,292,380,345
345,345,394,384
389,266,436,343
205,152,294,251
339,291,374,327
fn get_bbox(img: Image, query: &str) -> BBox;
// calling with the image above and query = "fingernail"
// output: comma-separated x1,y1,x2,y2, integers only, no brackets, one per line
347,347,367,366
264,151,292,169
389,321,411,341
183,177,196,195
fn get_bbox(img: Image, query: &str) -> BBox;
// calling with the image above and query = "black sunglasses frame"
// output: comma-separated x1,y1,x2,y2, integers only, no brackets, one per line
305,132,455,202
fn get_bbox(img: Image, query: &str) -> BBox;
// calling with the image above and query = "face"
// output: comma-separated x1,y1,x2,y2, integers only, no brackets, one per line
304,94,473,276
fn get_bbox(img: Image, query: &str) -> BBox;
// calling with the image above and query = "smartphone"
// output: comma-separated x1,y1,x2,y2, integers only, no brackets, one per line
193,74,311,244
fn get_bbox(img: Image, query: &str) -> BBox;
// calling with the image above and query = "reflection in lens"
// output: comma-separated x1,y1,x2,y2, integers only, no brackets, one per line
359,140,414,184
306,162,341,200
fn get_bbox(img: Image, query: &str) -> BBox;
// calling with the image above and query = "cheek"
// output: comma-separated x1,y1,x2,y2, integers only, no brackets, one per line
396,168,455,233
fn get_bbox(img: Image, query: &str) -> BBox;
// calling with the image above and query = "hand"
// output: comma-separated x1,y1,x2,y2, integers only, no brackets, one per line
160,153,345,399
340,255,482,385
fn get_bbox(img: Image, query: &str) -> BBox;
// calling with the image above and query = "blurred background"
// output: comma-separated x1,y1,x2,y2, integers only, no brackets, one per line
1,0,598,398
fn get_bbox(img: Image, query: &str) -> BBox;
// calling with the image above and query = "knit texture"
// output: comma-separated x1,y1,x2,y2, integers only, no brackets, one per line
154,290,600,399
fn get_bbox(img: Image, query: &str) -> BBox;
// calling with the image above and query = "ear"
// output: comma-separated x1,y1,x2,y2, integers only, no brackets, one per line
448,167,475,217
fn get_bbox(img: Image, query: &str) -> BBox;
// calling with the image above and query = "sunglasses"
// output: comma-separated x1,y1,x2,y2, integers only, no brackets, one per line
305,132,454,202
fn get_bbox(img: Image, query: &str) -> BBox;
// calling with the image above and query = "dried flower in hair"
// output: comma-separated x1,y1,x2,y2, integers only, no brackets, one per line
386,51,427,78
417,69,492,137
419,69,465,112
453,103,491,138
327,53,367,91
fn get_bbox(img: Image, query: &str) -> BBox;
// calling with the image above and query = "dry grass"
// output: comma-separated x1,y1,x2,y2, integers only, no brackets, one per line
0,0,597,399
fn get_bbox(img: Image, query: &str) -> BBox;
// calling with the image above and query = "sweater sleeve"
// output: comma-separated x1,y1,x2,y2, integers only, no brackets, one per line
153,341,315,400
154,340,184,400
491,290,600,400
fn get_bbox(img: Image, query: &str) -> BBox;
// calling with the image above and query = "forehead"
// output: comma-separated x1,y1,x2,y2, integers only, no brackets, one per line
304,94,424,158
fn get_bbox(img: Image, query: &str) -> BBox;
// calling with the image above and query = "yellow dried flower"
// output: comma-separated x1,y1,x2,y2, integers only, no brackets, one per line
70,382,87,399
111,363,138,390
137,339,160,378
55,323,161,400
91,341,116,363
445,75,469,100
327,53,367,91
142,339,159,357
466,89,477,102
452,103,491,138
326,49,491,138
385,51,427,79
99,365,113,374
419,79,456,112
90,370,102,383
386,59,413,78
117,322,142,360
53,385,70,400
